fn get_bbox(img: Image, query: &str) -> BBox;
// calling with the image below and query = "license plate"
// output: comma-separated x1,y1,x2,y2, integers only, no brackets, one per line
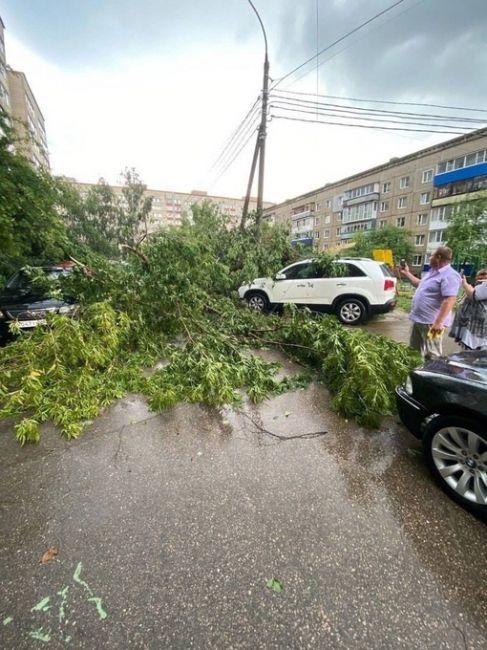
18,319,47,328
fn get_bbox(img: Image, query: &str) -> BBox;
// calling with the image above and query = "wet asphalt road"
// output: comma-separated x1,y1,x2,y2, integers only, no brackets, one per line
1,314,486,649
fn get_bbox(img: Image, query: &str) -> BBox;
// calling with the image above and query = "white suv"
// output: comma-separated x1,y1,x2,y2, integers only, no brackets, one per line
238,258,397,325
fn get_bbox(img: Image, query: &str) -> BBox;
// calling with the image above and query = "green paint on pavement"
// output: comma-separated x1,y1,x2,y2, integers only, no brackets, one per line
3,616,13,626
73,562,93,596
28,627,51,642
31,596,51,612
88,597,108,620
57,585,70,623
73,562,108,620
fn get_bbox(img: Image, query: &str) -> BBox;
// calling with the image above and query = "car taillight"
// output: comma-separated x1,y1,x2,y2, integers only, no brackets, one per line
384,279,395,291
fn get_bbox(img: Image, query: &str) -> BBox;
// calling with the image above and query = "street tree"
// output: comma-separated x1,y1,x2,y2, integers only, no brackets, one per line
445,197,487,266
350,225,414,264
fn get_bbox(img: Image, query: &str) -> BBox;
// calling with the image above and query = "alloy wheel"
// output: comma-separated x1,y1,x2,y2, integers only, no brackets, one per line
431,426,487,506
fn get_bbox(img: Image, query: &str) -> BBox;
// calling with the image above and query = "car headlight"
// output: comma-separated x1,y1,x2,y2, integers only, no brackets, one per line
405,375,413,395
58,304,76,315
0,310,5,321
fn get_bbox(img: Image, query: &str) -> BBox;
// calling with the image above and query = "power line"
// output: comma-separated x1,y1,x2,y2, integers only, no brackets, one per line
269,113,467,135
272,0,408,89
210,98,261,171
269,95,487,125
273,88,487,114
212,111,261,177
269,103,473,131
281,0,427,90
207,123,260,190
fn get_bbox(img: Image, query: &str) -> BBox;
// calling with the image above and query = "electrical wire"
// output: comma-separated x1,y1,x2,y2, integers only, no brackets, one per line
272,88,487,114
272,0,407,90
281,0,428,90
212,111,262,179
269,113,467,135
210,98,261,171
273,95,487,125
271,102,472,131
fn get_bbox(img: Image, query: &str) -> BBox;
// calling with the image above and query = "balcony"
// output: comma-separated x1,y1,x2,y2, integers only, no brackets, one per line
291,223,313,235
432,173,487,206
342,192,379,208
434,162,487,187
291,208,313,220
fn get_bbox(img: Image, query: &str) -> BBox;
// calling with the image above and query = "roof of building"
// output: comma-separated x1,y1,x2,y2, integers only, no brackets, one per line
265,126,487,212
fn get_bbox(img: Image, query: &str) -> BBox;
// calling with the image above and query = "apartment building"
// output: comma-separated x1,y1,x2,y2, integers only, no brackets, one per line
7,69,49,168
264,127,487,271
0,15,49,168
72,181,273,232
0,17,10,114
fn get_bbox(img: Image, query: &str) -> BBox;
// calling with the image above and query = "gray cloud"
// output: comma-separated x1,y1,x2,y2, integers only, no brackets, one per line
272,0,487,108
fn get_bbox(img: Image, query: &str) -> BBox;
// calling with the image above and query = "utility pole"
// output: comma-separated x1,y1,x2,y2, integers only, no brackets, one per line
240,1,269,233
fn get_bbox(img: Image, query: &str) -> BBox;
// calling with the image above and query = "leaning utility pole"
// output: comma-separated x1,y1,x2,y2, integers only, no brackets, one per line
240,1,269,233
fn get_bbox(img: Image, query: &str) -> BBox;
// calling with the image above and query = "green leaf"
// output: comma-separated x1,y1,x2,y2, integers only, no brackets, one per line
266,578,283,593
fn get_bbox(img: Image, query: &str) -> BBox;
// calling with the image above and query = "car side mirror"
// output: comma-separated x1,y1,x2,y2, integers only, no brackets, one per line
275,273,286,281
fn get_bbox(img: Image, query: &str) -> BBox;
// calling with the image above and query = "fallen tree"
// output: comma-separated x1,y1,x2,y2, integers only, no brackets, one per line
0,206,419,443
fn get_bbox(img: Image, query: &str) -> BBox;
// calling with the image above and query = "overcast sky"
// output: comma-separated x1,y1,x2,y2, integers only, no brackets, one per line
2,0,487,203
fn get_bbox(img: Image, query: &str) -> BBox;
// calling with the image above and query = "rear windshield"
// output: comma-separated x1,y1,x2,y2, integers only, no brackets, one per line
380,264,394,277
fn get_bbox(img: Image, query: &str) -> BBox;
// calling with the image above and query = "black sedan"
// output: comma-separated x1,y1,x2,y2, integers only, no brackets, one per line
396,350,487,517
0,266,77,341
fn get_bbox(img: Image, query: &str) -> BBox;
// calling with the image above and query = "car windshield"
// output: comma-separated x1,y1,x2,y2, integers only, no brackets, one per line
6,268,71,291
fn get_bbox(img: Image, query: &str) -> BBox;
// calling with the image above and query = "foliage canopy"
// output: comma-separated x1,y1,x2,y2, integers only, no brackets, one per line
0,201,419,444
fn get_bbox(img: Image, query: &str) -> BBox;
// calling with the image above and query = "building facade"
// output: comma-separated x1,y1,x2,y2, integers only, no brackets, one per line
71,181,273,233
0,15,49,168
7,69,49,168
264,128,487,271
0,17,10,114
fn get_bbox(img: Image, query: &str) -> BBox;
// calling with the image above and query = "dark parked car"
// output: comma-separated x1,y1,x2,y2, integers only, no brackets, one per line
396,350,487,517
0,265,78,341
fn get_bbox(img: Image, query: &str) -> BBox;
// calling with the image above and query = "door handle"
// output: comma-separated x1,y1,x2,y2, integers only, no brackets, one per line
336,283,347,286
296,284,306,287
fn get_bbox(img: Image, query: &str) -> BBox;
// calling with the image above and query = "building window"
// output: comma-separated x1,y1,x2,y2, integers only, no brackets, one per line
324,229,330,239
326,199,331,208
397,196,407,209
431,205,454,222
437,149,487,174
314,231,320,239
413,255,423,266
324,215,331,224
380,201,389,212
415,234,425,246
382,182,391,193
314,217,319,226
420,192,431,205
429,230,445,244
400,176,410,189
396,217,406,227
345,183,377,200
416,213,428,225
422,169,433,183
336,228,341,237
379,219,386,229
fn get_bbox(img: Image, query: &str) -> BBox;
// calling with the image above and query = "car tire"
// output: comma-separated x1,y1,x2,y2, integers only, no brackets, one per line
336,298,367,325
245,291,270,313
423,415,487,518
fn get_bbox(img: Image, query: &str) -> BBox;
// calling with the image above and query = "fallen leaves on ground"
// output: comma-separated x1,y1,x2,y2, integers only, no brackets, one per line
40,547,58,564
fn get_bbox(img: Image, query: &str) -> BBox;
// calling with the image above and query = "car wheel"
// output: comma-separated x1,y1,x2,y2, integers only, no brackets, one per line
246,291,269,313
423,415,487,517
336,298,367,325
